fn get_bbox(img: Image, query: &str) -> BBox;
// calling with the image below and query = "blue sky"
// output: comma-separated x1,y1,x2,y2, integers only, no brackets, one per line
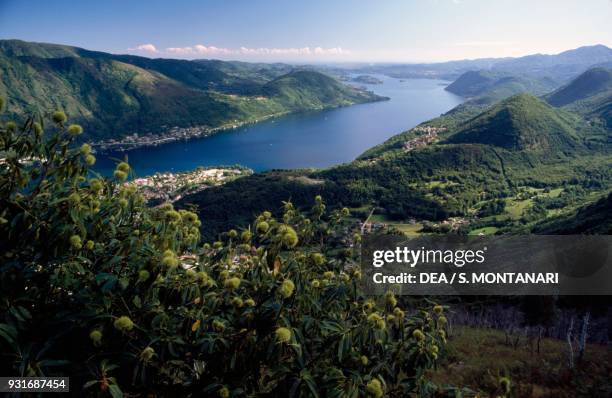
1,0,611,62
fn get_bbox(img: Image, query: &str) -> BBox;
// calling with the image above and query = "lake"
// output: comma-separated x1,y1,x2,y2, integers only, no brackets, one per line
95,76,463,176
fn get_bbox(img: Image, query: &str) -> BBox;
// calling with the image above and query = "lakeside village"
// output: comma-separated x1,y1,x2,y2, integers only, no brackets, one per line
124,122,465,236
92,112,288,152
128,166,252,204
403,125,446,152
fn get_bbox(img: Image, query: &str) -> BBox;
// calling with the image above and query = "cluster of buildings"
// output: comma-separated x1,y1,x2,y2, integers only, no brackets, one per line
129,167,251,203
422,217,470,233
92,125,220,152
440,217,469,229
93,110,287,152
359,221,387,234
403,125,446,152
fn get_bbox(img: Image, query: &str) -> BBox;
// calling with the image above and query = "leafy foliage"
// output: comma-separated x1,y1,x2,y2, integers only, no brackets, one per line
0,108,446,396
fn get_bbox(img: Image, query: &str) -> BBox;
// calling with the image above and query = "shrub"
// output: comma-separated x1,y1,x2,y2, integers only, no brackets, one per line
0,108,446,396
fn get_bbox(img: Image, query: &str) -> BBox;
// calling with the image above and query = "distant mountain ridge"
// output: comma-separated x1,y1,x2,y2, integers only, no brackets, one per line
353,44,612,82
491,45,612,80
445,70,558,103
0,39,384,141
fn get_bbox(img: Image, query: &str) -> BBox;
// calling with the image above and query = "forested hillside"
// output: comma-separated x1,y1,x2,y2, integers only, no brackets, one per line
444,94,581,152
445,70,557,101
531,192,612,234
545,67,612,128
545,67,612,107
0,40,384,141
178,86,612,240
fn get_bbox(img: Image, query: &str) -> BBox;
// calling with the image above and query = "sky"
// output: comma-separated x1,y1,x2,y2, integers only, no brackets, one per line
1,0,611,63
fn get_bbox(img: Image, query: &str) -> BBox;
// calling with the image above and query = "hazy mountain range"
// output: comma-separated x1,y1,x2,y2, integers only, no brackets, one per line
353,44,612,81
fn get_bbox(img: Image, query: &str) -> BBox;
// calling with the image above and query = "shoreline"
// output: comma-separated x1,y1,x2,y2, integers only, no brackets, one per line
91,111,290,153
91,95,389,154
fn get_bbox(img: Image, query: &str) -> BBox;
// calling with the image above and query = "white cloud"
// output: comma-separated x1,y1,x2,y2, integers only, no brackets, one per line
128,43,158,53
166,45,232,55
128,43,350,59
454,41,516,47
166,46,194,55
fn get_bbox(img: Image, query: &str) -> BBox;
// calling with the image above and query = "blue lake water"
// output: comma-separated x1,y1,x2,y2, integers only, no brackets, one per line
95,76,463,176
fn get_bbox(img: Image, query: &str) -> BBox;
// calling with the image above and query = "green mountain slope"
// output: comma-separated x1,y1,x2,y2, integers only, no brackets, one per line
531,192,612,234
441,70,560,123
544,67,612,128
262,70,378,110
0,40,296,94
180,135,611,240
588,95,612,128
0,39,83,58
435,51,612,124
545,68,612,107
444,94,581,152
445,70,557,101
0,55,247,140
0,40,384,141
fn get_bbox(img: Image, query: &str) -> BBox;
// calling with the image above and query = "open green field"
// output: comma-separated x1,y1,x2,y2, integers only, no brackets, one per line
425,180,459,189
369,214,424,235
389,222,424,235
543,188,564,198
505,198,533,219
430,327,612,397
468,226,499,235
